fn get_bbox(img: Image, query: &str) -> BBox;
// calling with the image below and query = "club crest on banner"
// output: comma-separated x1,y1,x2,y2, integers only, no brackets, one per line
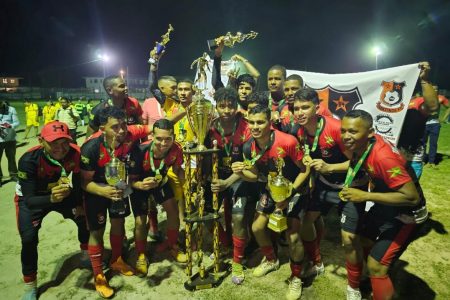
307,85,363,119
376,81,406,113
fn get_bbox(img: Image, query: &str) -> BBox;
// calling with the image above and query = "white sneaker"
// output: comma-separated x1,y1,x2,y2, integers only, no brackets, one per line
252,257,280,277
346,285,362,300
286,276,302,300
301,261,325,278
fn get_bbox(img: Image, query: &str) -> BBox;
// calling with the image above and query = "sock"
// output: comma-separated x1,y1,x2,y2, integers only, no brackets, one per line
88,244,104,276
232,236,246,264
166,229,178,248
218,224,231,247
260,246,276,262
135,239,147,256
346,261,363,289
148,210,159,233
80,243,88,251
371,275,394,300
23,273,37,284
290,261,303,278
303,239,321,265
110,234,124,263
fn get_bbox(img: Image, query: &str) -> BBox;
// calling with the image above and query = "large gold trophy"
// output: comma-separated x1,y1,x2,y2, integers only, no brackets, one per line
267,158,293,232
183,93,228,291
186,92,215,151
207,31,258,51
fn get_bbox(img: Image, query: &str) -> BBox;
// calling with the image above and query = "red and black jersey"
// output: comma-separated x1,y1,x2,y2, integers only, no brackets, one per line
242,129,303,182
206,113,250,177
276,103,295,134
80,125,148,184
16,143,81,209
129,141,183,179
296,115,348,184
364,135,425,220
89,97,143,128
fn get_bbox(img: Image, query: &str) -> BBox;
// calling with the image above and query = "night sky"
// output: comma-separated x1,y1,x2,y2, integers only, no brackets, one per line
1,0,449,89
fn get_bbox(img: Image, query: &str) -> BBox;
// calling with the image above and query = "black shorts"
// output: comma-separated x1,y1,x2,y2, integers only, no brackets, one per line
256,189,308,220
84,193,131,231
204,179,259,214
361,212,417,267
308,180,365,234
130,183,174,216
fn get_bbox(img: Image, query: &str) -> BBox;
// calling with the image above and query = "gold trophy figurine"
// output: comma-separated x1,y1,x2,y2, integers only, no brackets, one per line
149,24,174,64
207,30,258,51
190,53,211,90
267,157,293,232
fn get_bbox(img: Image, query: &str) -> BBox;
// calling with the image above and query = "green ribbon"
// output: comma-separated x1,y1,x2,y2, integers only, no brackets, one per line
244,131,275,166
216,118,238,157
303,117,324,156
43,151,67,177
343,142,374,187
149,142,165,176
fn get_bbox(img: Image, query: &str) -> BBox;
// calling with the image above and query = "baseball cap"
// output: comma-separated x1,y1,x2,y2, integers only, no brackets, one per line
40,121,73,142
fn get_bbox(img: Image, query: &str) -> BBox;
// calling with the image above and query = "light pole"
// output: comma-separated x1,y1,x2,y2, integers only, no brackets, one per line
372,46,382,70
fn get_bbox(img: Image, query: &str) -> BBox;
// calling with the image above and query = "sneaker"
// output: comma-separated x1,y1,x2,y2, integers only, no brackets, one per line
347,285,362,300
94,273,114,298
286,276,302,300
110,257,135,276
231,262,245,285
170,247,188,263
135,254,149,278
301,261,324,278
252,257,280,277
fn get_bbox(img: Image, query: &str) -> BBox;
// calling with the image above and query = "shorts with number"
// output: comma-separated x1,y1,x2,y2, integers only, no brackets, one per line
84,193,131,231
256,189,308,220
308,180,365,234
361,212,417,266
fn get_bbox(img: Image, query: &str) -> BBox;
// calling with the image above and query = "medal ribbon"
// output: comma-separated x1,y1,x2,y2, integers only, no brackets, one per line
245,131,275,166
149,142,166,176
43,151,67,177
216,118,238,156
343,142,374,188
303,117,324,156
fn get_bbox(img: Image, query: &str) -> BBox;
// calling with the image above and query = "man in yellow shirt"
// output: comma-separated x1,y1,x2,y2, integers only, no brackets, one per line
42,100,57,124
24,100,39,139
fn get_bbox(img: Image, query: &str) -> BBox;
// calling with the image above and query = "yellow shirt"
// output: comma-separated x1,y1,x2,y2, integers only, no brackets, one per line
25,103,39,120
174,115,194,144
42,105,57,124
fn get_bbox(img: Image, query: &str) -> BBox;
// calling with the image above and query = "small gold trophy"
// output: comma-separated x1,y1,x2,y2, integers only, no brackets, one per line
149,24,174,64
207,31,258,51
186,92,215,151
267,158,292,232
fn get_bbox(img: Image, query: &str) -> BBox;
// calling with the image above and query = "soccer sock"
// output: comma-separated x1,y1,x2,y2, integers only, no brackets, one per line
303,238,321,265
23,273,37,284
290,261,303,278
370,275,394,300
148,210,159,233
80,243,88,251
166,229,178,248
135,239,147,256
110,234,124,263
232,236,246,264
218,224,231,247
346,261,363,289
88,244,104,276
260,245,276,262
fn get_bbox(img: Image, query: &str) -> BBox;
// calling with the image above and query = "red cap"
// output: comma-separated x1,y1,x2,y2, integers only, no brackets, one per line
40,121,73,142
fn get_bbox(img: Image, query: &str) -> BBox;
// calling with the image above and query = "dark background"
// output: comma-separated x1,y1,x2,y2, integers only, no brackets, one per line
1,0,449,89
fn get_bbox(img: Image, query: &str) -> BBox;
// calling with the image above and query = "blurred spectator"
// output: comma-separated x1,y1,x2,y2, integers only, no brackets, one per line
42,100,57,124
55,97,79,143
74,99,87,126
0,100,20,184
24,100,39,139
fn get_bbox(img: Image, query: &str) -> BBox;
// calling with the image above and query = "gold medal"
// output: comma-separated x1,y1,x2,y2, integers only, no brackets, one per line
243,159,253,169
338,191,347,201
155,174,163,182
222,156,232,168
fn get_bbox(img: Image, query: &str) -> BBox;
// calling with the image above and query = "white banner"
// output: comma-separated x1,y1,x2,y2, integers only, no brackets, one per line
287,63,420,145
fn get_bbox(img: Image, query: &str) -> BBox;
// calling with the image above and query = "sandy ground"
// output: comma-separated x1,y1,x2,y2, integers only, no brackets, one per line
1,126,449,299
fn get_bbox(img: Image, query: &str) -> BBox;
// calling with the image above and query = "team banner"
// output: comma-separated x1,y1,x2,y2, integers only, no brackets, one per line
287,63,420,145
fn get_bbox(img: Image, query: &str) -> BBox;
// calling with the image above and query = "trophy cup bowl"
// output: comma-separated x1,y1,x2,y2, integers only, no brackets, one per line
186,94,215,152
267,174,292,233
105,157,127,215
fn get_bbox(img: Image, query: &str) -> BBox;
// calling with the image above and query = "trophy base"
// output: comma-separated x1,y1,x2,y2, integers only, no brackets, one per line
268,213,288,233
184,264,230,291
